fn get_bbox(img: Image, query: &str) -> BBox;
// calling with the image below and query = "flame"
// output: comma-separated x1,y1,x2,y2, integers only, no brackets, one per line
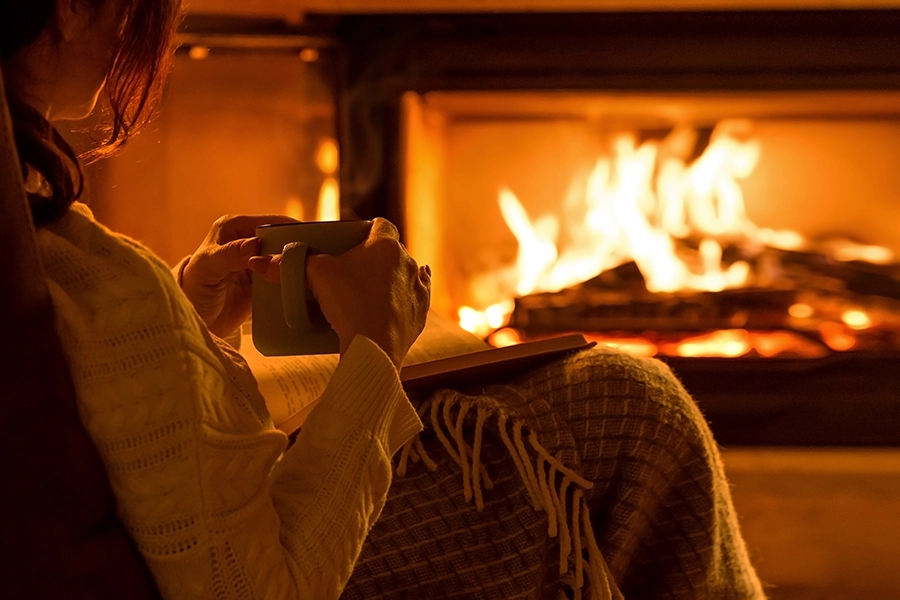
461,118,882,355
820,322,857,351
585,335,658,358
315,138,340,221
584,330,828,359
458,300,515,338
316,178,340,221
788,303,814,319
488,327,522,348
499,120,768,299
830,241,894,265
671,329,752,358
841,309,872,330
316,139,339,175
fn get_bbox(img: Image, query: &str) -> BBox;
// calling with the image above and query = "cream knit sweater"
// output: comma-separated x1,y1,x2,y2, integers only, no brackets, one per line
36,203,423,599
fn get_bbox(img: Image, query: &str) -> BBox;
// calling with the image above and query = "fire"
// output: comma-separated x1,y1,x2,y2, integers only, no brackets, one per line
841,309,872,330
459,119,771,337
829,241,894,265
788,303,814,319
669,329,752,358
456,118,886,359
458,300,515,338
820,322,857,351
585,335,658,358
316,138,340,221
497,120,769,299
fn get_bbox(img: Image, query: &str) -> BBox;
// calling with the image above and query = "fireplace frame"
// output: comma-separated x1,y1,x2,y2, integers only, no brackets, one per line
294,9,900,223
287,9,900,445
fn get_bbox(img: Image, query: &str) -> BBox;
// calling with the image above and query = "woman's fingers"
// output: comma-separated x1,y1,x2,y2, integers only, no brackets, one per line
248,254,282,284
245,216,431,366
193,237,260,281
213,214,298,244
368,217,400,242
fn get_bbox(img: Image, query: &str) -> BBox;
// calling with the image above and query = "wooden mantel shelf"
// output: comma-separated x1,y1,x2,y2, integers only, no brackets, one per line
184,0,900,20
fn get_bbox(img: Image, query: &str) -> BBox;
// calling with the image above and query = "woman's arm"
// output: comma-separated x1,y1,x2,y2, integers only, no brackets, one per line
40,205,429,599
267,336,422,598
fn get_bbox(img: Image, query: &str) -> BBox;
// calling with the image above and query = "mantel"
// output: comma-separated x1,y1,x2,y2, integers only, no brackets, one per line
184,0,900,20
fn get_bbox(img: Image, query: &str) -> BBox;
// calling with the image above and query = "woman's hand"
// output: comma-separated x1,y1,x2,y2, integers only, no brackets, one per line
180,214,296,338
249,218,431,368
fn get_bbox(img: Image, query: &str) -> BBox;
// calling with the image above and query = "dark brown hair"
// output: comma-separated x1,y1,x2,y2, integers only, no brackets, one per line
1,0,183,225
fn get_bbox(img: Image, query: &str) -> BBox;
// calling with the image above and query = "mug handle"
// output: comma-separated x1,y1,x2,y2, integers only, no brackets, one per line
280,241,313,331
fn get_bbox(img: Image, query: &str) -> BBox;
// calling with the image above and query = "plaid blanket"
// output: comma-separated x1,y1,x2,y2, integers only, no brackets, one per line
342,347,765,599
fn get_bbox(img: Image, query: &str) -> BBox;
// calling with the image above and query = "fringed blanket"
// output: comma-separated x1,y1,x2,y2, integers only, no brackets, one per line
342,347,766,600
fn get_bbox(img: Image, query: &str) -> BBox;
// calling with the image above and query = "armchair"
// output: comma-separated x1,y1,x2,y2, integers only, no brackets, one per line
0,65,159,598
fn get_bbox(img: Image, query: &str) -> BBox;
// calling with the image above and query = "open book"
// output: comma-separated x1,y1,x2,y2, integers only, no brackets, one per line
238,312,592,434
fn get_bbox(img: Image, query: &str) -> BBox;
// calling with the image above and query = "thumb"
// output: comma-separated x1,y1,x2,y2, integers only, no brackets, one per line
248,254,282,284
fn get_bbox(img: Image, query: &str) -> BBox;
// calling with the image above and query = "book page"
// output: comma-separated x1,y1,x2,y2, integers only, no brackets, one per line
403,311,490,365
238,337,339,427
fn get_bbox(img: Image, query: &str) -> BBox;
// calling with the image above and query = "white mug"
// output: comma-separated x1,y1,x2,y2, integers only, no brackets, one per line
252,220,373,356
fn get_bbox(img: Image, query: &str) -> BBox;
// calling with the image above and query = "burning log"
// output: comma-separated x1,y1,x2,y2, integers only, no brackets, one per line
771,247,900,302
509,274,796,334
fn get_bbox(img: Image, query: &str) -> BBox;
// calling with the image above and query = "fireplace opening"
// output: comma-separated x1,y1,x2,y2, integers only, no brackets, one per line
403,90,900,358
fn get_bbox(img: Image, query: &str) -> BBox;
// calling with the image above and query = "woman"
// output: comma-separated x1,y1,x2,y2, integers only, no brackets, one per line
2,1,765,598
3,0,430,598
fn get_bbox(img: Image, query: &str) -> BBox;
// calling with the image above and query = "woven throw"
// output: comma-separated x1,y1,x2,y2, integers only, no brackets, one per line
342,347,765,600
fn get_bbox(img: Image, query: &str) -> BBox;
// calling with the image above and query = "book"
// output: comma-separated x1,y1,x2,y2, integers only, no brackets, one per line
238,312,593,434
399,333,594,393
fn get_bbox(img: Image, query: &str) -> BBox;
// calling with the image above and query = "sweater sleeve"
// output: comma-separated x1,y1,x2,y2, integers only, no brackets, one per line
267,335,423,598
161,334,422,600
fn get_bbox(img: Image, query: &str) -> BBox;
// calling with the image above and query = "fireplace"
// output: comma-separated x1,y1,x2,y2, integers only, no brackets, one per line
291,8,900,445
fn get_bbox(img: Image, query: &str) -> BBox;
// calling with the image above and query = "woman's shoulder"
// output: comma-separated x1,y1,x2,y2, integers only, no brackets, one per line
40,202,173,275
36,202,205,348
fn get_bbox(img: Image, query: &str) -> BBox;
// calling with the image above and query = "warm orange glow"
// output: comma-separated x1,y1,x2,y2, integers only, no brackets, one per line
758,228,805,251
316,177,340,221
458,300,515,338
788,303,814,319
488,327,522,347
486,329,832,356
188,46,210,60
668,329,752,358
820,322,857,351
842,309,872,330
449,114,889,346
584,335,658,357
752,331,802,358
494,120,783,299
299,48,320,63
284,196,304,221
830,241,894,264
316,139,339,175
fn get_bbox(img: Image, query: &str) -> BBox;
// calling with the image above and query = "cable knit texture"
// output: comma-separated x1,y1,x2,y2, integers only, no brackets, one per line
36,203,422,600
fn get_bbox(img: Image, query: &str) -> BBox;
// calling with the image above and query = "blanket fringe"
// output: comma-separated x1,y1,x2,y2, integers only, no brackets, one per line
397,394,623,600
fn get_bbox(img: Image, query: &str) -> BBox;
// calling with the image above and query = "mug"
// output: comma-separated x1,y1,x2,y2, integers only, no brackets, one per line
251,220,373,356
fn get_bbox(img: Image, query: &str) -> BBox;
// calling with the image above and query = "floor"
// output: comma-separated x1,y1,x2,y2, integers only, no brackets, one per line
722,448,900,600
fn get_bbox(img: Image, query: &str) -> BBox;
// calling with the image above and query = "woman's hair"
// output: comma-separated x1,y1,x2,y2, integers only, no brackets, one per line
0,0,183,225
